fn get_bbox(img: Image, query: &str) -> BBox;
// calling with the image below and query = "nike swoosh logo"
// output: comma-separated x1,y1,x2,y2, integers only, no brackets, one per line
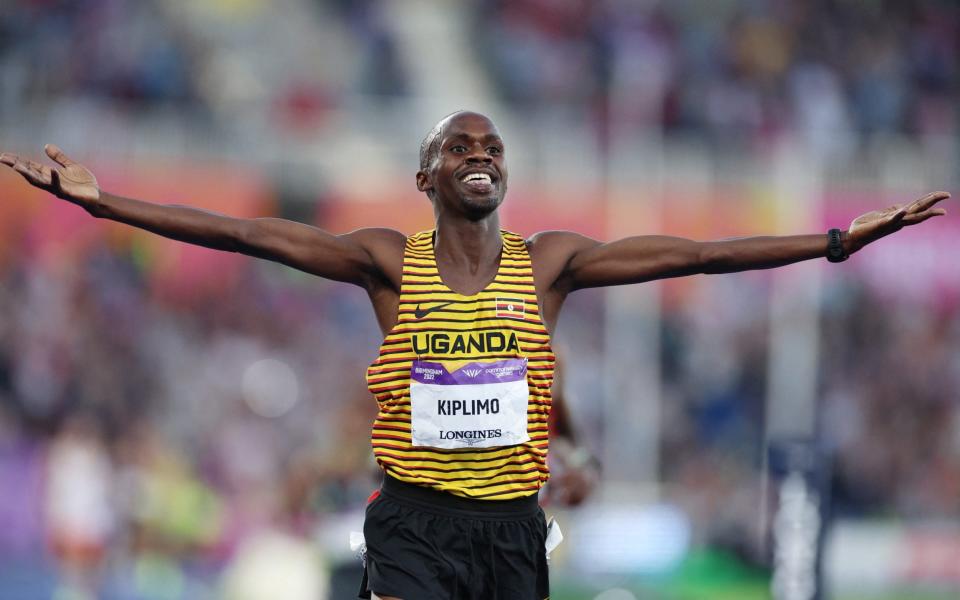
414,302,454,319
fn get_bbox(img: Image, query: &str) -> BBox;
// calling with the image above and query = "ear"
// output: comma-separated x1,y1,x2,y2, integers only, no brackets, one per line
416,169,432,194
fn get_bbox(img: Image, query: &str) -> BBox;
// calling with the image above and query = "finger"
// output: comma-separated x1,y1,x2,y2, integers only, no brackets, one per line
27,161,53,183
31,163,54,186
13,162,52,187
0,153,16,166
889,206,907,223
906,191,951,214
903,207,948,224
13,162,41,184
44,144,75,167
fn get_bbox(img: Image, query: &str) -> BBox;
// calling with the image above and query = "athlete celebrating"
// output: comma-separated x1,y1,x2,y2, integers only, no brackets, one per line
1,111,950,600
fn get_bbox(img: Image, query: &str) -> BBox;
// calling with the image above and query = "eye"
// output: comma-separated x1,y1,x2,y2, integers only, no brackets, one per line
487,146,503,155
450,145,467,153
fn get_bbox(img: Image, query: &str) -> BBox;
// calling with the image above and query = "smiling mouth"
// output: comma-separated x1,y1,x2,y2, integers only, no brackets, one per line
459,172,496,193
461,173,492,185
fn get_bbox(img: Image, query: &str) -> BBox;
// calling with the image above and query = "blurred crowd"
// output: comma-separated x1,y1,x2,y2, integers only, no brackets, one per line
0,0,958,597
657,273,960,562
475,0,958,153
2,1,956,152
0,232,957,595
0,0,408,134
0,242,383,597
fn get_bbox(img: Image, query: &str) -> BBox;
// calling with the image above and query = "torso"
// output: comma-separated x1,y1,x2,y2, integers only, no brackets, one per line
365,229,556,500
364,227,576,338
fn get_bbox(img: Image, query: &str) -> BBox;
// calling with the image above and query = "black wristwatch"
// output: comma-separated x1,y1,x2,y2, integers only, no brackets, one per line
826,228,848,263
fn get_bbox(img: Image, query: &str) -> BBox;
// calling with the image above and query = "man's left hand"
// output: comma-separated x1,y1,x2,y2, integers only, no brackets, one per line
847,191,950,253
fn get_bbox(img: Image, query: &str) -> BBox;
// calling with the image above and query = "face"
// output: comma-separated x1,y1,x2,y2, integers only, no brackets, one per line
417,112,508,219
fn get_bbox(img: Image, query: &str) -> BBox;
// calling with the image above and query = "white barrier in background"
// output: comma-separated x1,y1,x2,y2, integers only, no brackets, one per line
824,521,960,594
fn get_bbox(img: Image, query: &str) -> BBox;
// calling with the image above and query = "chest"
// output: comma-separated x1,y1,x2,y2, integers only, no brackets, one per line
434,254,501,297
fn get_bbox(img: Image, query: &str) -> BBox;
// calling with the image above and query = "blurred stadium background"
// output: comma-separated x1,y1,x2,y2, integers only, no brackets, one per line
0,1,958,599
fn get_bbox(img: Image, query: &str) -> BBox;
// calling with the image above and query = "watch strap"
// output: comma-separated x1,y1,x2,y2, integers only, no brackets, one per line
827,228,848,263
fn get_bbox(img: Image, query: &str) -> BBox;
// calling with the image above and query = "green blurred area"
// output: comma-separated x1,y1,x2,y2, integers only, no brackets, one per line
551,548,769,600
552,581,954,600
552,586,955,600
549,548,956,600
834,594,956,600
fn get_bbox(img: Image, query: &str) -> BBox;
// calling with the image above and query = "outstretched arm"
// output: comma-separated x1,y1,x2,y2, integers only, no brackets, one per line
542,191,950,291
0,146,403,288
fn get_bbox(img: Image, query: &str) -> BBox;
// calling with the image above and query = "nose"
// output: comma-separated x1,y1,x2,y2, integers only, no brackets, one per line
465,143,492,164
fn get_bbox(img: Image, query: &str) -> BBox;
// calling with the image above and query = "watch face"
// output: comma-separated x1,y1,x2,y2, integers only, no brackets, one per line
827,229,847,262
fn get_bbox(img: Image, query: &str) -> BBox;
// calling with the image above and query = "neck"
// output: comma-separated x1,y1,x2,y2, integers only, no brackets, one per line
434,212,502,271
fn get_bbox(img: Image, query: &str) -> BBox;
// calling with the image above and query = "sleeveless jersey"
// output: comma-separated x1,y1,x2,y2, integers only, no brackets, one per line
366,229,556,500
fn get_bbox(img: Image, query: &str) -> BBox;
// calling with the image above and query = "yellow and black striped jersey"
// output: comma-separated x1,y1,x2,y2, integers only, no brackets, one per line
366,229,556,500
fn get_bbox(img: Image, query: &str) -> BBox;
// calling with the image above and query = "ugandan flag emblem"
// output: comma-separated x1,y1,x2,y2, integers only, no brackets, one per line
496,297,525,319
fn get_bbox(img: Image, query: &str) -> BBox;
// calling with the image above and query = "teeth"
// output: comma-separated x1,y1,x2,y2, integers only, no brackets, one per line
461,173,492,184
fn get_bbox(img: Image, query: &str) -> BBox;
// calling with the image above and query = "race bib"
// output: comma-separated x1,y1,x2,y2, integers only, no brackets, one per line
410,358,530,449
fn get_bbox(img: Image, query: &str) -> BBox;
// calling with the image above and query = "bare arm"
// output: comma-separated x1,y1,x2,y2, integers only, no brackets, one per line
0,145,404,289
93,193,398,286
544,352,598,507
561,232,838,289
541,191,950,291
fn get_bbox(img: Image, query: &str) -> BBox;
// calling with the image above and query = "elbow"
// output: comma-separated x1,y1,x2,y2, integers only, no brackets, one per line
698,242,727,274
230,218,258,254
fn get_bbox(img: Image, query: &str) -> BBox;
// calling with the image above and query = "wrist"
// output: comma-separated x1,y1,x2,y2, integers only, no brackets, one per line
841,229,867,255
826,228,849,263
79,189,106,217
556,442,599,471
565,446,593,470
841,230,854,253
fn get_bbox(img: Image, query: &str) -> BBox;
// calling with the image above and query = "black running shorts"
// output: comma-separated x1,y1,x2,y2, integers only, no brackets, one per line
358,475,550,600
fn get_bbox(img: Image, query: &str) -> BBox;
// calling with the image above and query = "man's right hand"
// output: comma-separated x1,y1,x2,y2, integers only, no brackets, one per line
1,144,405,331
0,144,100,206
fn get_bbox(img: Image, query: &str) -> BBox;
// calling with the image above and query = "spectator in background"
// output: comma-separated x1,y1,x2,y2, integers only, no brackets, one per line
45,414,114,600
474,0,958,148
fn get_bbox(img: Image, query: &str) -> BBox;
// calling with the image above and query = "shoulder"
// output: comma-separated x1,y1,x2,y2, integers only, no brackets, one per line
524,230,601,292
525,230,600,261
341,228,407,286
343,227,407,254
344,226,408,243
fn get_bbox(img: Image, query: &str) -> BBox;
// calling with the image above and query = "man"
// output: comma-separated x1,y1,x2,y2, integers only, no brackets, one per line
1,111,950,600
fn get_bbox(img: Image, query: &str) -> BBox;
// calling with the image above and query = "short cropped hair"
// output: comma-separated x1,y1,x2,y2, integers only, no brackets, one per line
419,111,464,170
